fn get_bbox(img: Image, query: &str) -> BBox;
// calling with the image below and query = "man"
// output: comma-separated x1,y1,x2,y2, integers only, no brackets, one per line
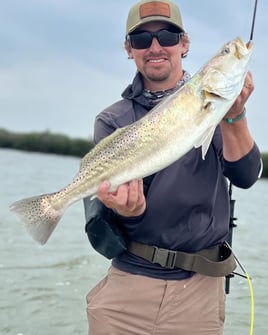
84,1,261,334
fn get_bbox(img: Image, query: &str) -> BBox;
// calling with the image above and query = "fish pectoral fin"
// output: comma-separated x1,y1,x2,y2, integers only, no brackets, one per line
202,90,222,109
194,126,216,160
203,90,221,100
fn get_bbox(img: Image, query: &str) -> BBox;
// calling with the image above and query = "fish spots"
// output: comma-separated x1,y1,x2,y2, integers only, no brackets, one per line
10,195,51,225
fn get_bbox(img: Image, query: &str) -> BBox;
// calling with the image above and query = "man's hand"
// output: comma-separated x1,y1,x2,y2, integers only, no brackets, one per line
97,179,146,217
224,71,254,119
220,71,255,161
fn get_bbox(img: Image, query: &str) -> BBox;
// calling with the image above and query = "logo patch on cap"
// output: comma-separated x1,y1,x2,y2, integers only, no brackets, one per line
139,1,171,19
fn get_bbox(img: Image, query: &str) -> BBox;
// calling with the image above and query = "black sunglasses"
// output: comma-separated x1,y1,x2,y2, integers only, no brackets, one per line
128,29,182,50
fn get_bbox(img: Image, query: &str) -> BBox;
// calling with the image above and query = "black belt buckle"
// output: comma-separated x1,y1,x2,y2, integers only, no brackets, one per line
152,246,177,269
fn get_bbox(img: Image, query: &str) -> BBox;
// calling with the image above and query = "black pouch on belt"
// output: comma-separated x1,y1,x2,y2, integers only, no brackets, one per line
84,197,127,259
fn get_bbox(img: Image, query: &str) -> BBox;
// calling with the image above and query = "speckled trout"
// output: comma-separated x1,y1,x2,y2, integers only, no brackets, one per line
10,37,253,245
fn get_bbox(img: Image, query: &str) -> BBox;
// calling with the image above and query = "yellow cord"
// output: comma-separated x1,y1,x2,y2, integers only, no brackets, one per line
225,242,255,335
245,272,255,335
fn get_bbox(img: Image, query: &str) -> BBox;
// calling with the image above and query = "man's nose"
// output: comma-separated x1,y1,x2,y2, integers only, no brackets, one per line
149,37,162,51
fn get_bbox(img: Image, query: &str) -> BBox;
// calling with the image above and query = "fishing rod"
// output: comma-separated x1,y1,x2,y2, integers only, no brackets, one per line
250,0,258,40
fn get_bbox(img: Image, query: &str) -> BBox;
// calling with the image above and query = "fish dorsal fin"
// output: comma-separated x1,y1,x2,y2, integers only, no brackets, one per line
194,125,216,160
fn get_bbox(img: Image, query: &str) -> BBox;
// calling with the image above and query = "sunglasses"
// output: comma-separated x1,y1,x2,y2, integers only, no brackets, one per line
128,29,182,50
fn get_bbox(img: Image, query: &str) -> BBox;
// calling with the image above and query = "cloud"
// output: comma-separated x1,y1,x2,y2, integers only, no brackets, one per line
0,0,267,151
0,57,133,138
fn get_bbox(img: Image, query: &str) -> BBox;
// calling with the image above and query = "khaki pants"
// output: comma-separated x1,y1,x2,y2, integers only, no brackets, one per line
86,266,226,335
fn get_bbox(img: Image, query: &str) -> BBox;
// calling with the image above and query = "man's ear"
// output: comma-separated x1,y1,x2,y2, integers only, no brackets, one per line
125,41,133,59
180,33,190,58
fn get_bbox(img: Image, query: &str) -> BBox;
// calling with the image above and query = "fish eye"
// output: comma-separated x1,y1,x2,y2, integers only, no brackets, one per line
222,47,230,55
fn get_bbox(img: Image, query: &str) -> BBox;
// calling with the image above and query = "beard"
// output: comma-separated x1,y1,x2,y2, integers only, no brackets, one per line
144,70,170,82
142,64,172,83
142,53,173,83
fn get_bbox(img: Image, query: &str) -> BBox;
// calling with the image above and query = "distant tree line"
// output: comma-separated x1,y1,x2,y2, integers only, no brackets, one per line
262,153,268,178
0,128,94,157
0,128,267,178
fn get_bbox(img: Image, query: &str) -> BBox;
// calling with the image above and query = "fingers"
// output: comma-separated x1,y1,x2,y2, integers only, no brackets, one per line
243,71,254,92
125,179,145,212
98,180,111,195
97,179,146,217
226,71,254,118
236,71,254,108
97,180,118,208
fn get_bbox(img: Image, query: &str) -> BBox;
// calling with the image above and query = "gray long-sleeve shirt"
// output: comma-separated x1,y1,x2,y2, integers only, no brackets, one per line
90,72,261,280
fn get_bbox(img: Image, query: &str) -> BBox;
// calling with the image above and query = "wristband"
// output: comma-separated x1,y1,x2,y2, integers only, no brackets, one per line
223,108,246,124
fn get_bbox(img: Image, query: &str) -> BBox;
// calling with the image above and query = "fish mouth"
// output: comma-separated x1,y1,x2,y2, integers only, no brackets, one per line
246,40,254,50
234,37,253,59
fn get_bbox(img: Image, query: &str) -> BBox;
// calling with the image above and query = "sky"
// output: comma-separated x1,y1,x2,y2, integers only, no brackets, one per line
1,0,267,151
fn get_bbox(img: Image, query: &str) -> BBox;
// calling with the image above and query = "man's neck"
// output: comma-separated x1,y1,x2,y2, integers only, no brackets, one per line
142,70,191,104
143,70,184,92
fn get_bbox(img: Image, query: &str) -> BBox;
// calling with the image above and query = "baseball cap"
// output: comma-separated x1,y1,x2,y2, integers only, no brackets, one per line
126,0,185,35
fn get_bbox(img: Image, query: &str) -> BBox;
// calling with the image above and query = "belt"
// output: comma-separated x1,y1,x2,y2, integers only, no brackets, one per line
127,241,236,277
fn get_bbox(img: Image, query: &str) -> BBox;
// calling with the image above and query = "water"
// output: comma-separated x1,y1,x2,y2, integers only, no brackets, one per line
0,148,267,335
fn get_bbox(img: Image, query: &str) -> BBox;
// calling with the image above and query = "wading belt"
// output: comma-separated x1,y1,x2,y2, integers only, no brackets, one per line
128,241,236,277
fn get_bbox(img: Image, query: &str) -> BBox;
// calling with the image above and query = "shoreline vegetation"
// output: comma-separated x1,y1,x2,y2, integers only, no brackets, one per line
0,128,94,158
1,128,267,178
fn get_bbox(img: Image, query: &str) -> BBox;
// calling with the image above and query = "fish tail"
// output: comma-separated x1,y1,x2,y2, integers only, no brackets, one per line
9,193,65,245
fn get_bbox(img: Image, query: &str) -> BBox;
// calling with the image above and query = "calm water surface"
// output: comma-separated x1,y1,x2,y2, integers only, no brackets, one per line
0,149,267,335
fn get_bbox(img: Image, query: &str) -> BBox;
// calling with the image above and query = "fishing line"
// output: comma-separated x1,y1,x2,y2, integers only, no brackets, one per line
225,242,255,335
225,3,259,335
249,0,258,40
232,2,259,334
